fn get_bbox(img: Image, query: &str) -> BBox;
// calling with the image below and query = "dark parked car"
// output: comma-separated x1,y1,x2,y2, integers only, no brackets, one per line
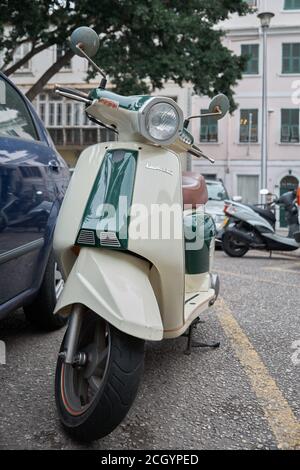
0,72,70,330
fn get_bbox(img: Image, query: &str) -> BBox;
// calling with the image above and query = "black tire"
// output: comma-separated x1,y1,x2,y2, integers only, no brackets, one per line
222,231,249,258
24,250,67,331
55,312,144,442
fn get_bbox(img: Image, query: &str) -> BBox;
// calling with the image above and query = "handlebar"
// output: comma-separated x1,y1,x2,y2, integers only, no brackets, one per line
54,85,215,165
55,85,118,134
187,145,215,164
55,86,93,105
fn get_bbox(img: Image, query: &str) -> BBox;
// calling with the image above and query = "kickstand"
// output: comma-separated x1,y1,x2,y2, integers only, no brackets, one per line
269,251,273,259
184,320,220,356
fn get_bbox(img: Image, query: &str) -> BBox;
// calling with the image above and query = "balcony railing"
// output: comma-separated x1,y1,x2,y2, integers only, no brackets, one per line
47,127,116,147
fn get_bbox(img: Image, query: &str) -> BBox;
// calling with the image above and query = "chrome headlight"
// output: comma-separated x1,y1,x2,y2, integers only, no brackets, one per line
139,97,183,145
146,103,179,142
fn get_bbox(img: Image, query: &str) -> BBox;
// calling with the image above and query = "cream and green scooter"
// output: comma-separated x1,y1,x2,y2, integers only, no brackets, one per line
53,27,230,442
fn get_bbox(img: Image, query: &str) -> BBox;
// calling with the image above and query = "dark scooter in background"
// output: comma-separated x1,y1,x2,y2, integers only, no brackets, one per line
294,232,300,243
276,189,300,238
222,189,300,257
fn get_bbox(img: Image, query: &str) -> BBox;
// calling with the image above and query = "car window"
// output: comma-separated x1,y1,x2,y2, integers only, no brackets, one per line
206,182,229,201
0,76,38,141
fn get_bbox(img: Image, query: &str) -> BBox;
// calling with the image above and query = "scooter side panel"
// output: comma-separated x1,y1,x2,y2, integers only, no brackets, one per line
229,204,274,233
54,248,163,341
128,146,185,334
262,233,299,251
54,142,145,278
54,143,108,278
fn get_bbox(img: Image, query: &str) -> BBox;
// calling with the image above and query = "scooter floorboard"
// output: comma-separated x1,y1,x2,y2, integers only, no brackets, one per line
185,289,215,320
164,289,215,339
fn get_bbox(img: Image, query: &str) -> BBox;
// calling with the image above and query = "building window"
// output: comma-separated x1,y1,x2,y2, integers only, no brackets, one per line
200,109,218,143
284,0,300,9
241,44,259,75
34,91,116,147
240,109,258,143
56,45,72,70
13,43,31,72
282,43,300,74
281,109,299,143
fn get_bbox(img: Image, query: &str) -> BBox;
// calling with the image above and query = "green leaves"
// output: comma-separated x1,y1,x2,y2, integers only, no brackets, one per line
0,0,250,105
89,0,250,107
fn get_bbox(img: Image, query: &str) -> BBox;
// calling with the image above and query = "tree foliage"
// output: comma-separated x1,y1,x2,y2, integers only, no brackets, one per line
0,0,250,105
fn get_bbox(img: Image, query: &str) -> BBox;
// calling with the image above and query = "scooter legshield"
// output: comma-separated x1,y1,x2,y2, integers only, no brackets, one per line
54,247,163,341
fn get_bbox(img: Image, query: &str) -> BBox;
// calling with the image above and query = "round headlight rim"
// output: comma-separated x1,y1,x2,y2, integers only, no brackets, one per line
138,97,184,146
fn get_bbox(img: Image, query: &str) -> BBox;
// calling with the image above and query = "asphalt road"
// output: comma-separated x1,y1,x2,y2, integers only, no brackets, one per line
0,251,299,450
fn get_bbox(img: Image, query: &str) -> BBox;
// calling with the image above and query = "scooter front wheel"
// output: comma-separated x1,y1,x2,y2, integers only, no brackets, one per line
55,310,145,442
222,231,249,258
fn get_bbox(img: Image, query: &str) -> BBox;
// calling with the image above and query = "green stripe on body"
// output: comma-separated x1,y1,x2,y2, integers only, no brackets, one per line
76,149,138,250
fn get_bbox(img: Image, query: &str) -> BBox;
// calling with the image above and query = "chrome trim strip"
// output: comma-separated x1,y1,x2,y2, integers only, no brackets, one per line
0,238,44,265
185,294,200,305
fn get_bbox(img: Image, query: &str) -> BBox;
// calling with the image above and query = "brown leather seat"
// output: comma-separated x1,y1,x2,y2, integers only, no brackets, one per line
182,172,208,207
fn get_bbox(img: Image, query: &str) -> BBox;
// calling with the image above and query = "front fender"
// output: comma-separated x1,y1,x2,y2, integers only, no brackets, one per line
54,248,163,341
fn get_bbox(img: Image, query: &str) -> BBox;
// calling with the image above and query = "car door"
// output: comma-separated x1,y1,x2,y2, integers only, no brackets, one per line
0,74,56,306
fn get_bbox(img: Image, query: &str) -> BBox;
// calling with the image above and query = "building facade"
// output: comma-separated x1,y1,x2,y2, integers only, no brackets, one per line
192,0,300,214
7,48,116,167
3,0,300,219
5,46,190,168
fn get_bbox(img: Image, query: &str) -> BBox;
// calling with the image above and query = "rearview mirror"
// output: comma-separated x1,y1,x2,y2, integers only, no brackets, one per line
183,93,230,129
70,26,100,58
208,94,230,120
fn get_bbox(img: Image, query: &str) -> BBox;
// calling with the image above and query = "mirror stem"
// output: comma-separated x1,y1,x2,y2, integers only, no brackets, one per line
184,111,223,129
186,111,222,121
76,45,107,82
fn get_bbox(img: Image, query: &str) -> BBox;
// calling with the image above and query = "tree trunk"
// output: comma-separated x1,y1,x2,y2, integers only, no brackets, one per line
25,49,74,102
2,43,50,76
